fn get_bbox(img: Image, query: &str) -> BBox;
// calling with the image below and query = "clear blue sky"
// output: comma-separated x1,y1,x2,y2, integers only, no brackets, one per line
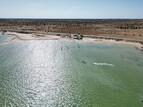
0,0,143,19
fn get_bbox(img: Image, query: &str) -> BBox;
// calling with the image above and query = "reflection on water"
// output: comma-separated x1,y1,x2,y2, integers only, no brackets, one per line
0,40,84,107
0,39,143,107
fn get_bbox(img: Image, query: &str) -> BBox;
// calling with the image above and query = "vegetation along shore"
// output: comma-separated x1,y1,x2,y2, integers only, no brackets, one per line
0,19,143,45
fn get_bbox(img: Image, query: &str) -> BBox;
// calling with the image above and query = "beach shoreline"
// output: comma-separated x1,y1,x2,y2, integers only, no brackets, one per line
0,31,141,50
0,19,143,49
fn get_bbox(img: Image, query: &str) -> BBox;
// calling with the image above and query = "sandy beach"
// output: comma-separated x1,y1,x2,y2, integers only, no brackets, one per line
0,31,142,50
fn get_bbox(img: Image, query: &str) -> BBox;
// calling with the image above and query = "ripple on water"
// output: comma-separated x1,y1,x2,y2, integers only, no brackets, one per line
0,40,143,107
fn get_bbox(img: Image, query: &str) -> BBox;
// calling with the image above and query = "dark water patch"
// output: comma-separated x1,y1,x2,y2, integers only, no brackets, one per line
81,60,87,64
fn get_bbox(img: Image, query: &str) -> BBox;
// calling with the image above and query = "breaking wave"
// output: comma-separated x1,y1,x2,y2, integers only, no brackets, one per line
93,62,114,67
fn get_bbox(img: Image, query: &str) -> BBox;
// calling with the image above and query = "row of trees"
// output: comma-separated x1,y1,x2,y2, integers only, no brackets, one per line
117,24,143,29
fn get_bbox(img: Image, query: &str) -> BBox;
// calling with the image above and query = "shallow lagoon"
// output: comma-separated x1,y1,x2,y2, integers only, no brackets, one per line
0,34,143,107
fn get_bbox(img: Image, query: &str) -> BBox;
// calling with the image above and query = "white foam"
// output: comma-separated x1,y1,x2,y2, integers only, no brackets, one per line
93,62,114,67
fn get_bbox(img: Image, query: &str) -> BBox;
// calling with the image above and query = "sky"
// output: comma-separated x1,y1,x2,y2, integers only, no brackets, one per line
0,0,143,19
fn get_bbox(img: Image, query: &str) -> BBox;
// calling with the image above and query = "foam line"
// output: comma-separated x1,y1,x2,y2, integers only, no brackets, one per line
93,62,114,67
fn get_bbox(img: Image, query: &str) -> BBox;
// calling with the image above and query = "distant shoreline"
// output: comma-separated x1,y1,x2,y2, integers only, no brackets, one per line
0,19,143,46
0,31,142,50
6,31,143,43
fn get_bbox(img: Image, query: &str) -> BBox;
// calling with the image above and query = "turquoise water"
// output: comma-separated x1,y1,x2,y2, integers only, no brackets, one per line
0,34,143,107
0,34,14,43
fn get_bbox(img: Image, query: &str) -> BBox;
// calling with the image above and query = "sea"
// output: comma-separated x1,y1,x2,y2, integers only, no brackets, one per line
0,34,143,107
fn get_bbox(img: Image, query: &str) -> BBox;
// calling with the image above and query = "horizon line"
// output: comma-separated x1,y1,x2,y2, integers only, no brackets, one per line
0,18,143,20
